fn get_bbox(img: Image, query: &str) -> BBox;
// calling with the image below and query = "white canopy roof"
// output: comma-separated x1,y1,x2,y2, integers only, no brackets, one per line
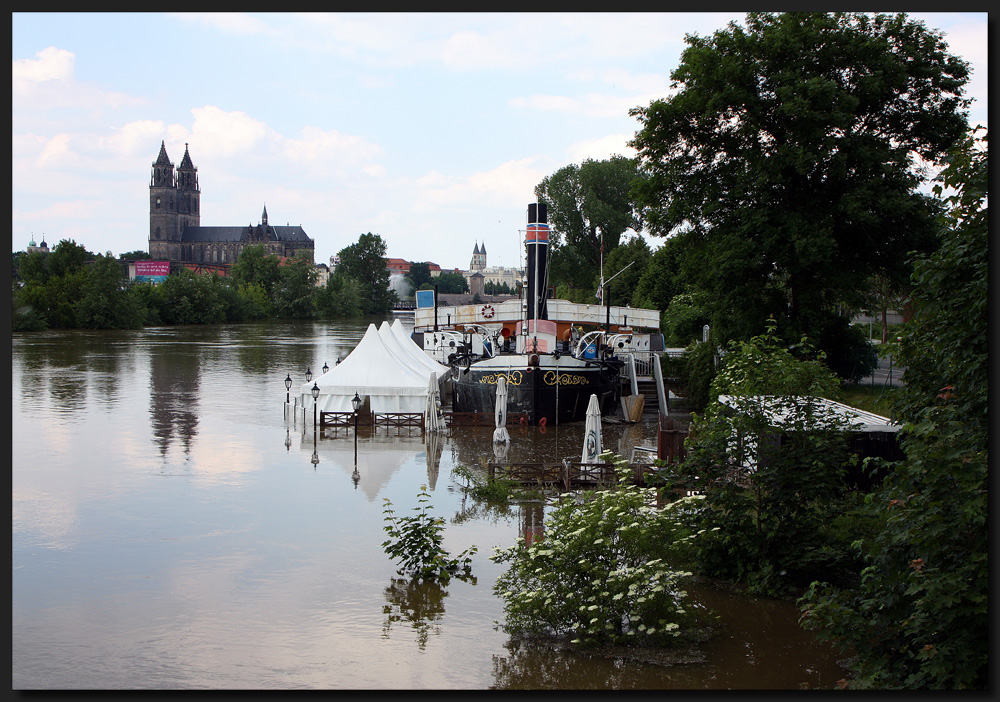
388,319,452,379
298,323,439,414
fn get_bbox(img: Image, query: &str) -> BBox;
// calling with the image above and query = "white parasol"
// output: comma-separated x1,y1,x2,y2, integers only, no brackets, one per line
581,393,603,463
425,372,443,433
493,375,511,443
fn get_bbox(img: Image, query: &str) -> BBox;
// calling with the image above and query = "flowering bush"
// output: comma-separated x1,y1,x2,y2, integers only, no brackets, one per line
492,456,704,647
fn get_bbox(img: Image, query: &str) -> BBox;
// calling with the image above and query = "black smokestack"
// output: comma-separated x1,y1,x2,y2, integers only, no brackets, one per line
525,203,549,321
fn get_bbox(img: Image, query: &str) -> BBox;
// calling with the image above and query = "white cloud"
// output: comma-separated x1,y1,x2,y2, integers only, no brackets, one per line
12,45,74,84
189,105,274,159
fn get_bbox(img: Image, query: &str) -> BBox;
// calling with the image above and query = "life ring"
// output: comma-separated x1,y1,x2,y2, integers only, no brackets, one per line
481,304,495,319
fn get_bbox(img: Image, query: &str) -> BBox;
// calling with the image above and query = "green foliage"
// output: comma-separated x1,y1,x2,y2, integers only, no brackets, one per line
711,317,842,401
678,394,857,595
632,237,685,311
156,269,229,325
382,486,476,583
629,11,968,354
315,269,363,318
660,293,710,347
799,128,987,690
433,271,469,294
76,254,145,329
337,232,396,315
676,336,717,412
536,156,643,290
229,245,282,299
272,256,318,319
667,319,860,594
598,234,650,302
405,262,433,290
492,456,703,647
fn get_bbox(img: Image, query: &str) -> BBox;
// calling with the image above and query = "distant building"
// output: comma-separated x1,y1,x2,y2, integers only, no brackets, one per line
26,237,49,254
463,241,522,292
148,141,314,265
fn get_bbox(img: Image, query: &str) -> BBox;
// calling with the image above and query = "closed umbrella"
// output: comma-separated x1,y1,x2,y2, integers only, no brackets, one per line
582,393,603,463
425,372,443,433
493,375,511,443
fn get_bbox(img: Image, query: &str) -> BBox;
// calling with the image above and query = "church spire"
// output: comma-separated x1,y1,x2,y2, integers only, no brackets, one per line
261,204,268,226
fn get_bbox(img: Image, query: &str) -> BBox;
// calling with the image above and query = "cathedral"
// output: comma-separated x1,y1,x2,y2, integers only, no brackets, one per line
148,142,314,265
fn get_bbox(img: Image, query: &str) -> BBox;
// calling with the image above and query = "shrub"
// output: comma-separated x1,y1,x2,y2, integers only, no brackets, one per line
492,455,704,647
382,486,476,583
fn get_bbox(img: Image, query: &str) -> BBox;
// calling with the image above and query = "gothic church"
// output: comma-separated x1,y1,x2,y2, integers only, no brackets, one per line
148,141,314,265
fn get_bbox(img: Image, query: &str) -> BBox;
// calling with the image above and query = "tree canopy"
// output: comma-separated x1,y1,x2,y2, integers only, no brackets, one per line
535,155,643,292
336,232,396,316
629,12,970,351
800,127,987,690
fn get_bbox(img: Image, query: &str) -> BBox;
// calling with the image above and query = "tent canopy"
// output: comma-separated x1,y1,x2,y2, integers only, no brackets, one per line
299,323,444,414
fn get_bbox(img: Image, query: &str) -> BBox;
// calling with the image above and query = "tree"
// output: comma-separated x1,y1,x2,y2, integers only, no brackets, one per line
76,254,145,329
315,269,362,318
630,12,969,363
229,245,281,299
433,271,468,295
598,234,650,307
405,262,433,291
272,252,318,319
632,235,686,311
800,128,987,690
535,156,643,293
337,233,396,316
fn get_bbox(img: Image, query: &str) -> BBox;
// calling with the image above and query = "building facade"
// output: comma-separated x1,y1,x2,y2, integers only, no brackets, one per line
148,142,314,265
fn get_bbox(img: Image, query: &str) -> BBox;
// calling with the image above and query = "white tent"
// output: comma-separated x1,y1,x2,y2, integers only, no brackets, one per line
381,320,451,382
389,319,452,381
298,323,434,414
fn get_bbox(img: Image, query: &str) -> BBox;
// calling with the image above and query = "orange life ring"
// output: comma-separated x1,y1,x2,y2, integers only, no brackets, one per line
481,304,495,319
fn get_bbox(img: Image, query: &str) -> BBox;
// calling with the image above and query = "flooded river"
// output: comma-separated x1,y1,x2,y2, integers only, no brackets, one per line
12,319,846,689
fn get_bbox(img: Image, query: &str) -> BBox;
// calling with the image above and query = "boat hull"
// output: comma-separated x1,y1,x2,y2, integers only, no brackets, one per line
451,355,621,425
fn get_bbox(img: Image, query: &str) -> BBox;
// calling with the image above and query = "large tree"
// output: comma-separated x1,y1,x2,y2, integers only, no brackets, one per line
535,155,643,292
630,12,969,351
337,232,396,316
800,127,987,689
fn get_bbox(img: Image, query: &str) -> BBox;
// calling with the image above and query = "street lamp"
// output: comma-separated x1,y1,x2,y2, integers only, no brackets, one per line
322,362,329,374
352,391,362,473
284,374,292,405
305,368,312,383
311,382,320,429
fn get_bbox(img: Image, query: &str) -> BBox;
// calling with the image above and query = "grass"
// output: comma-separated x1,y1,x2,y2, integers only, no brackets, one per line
840,383,902,418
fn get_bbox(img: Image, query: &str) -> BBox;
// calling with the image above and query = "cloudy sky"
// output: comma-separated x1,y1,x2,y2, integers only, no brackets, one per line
12,12,989,271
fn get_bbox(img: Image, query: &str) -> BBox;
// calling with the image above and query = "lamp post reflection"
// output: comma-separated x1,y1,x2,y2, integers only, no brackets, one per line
351,392,362,487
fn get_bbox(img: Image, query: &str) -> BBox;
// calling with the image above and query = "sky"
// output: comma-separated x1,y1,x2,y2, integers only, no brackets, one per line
12,12,990,272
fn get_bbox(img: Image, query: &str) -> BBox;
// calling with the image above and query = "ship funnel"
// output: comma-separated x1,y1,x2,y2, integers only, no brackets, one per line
525,203,549,321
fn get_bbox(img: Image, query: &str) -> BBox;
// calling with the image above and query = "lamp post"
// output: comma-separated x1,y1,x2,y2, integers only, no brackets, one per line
305,368,312,383
352,392,362,476
284,374,292,405
322,362,329,374
311,382,320,430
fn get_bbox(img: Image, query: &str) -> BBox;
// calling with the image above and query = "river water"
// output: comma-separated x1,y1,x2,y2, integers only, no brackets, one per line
12,319,846,689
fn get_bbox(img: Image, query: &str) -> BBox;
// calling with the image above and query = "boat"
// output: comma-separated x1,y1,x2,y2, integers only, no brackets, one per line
410,203,665,425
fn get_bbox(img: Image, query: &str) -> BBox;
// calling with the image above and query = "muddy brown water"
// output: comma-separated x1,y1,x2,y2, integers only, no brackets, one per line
13,320,846,689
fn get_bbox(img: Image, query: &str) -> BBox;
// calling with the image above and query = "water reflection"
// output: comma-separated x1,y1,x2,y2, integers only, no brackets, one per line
149,339,200,457
13,320,848,690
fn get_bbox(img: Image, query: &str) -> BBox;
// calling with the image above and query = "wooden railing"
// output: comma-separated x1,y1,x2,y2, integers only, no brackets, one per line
319,411,423,431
